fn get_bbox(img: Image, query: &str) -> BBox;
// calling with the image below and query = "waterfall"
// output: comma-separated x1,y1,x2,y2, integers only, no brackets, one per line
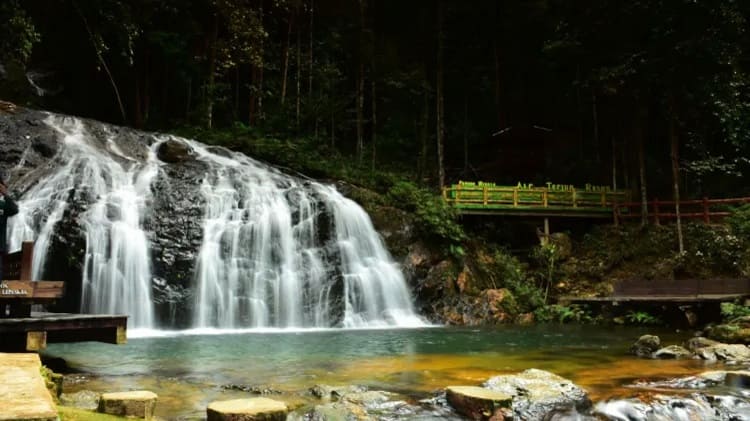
8,116,156,328
6,113,424,330
187,141,423,328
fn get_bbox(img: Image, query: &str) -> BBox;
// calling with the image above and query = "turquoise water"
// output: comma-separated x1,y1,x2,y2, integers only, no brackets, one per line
44,325,707,418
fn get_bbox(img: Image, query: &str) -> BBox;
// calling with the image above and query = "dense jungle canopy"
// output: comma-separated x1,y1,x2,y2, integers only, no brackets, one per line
2,0,750,199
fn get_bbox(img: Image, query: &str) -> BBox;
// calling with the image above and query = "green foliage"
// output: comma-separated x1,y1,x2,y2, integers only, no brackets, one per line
720,301,750,322
682,223,743,276
490,249,545,312
0,0,40,65
534,304,593,324
530,242,562,304
387,181,466,253
728,204,750,240
624,310,661,325
58,406,127,421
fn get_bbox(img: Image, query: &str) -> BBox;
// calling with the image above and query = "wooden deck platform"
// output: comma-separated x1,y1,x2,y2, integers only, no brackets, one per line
559,278,750,305
0,312,127,352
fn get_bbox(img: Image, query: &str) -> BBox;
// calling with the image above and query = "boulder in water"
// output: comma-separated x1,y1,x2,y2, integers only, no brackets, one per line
706,321,750,344
697,343,750,361
206,398,288,421
630,334,660,357
60,390,100,410
445,386,512,420
652,345,693,359
98,390,157,419
684,336,720,352
157,139,194,163
483,368,591,420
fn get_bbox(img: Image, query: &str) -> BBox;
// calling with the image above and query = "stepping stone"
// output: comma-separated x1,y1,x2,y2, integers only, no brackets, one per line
446,386,512,420
98,390,157,419
0,353,57,421
207,397,288,421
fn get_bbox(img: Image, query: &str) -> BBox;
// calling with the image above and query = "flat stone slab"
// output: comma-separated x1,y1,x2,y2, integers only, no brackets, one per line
98,390,157,419
207,398,288,421
446,386,512,420
0,352,57,421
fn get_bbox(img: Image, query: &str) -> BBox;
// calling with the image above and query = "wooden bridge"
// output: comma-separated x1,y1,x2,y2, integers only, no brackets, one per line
442,182,628,218
443,181,750,225
1,242,127,351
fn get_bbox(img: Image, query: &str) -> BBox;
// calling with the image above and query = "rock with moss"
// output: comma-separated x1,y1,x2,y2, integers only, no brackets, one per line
696,344,750,362
630,335,661,357
684,337,720,352
483,369,591,420
445,386,512,420
706,318,750,344
98,391,158,419
653,345,693,359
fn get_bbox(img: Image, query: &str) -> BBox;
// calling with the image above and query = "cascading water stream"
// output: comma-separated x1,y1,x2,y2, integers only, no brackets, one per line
8,116,156,328
5,113,425,330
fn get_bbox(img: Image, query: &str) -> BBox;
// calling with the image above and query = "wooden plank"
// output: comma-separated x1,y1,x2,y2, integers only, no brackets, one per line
0,281,64,299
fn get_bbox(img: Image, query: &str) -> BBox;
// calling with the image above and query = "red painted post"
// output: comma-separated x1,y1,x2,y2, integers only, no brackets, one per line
653,198,660,225
703,197,710,223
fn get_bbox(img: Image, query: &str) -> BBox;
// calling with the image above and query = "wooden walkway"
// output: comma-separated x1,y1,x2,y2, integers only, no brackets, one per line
0,353,57,421
442,182,628,218
0,312,127,352
560,278,750,304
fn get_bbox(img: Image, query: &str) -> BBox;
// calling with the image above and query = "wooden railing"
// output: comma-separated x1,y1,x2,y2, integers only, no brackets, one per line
616,197,750,224
442,183,629,214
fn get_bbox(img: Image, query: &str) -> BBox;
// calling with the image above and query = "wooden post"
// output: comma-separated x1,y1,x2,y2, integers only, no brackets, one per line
20,242,33,281
613,202,619,227
483,186,488,205
26,331,47,351
572,189,577,208
544,218,550,238
703,197,710,223
601,191,606,207
543,190,548,207
513,188,519,207
654,198,660,225
456,184,461,203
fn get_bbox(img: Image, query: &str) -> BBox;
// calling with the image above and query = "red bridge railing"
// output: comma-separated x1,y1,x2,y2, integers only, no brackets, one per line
616,197,750,224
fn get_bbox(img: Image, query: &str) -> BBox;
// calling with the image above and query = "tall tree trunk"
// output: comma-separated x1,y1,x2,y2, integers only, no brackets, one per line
592,90,600,164
296,3,302,130
463,91,469,174
669,100,684,253
419,87,429,180
308,0,314,98
206,15,219,129
73,1,127,124
356,0,366,163
636,104,648,226
257,0,265,121
371,79,377,172
493,2,505,129
435,0,446,189
281,11,293,105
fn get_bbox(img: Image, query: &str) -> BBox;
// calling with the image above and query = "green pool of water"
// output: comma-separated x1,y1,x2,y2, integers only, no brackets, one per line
44,325,710,418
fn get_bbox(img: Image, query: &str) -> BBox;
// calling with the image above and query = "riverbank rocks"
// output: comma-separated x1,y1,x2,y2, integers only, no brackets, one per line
630,334,661,357
446,386,512,420
683,336,720,352
653,345,693,359
98,390,157,419
706,317,750,344
696,343,750,361
482,369,591,420
207,398,288,421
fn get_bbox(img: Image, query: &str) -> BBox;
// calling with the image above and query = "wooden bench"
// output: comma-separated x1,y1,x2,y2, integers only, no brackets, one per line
1,242,65,318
